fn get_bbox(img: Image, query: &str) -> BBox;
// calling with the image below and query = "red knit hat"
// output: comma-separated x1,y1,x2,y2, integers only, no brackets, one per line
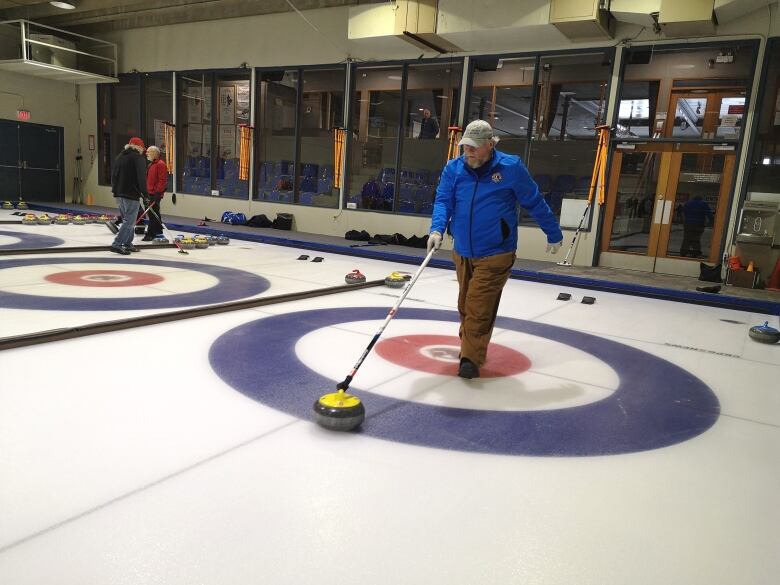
128,137,145,149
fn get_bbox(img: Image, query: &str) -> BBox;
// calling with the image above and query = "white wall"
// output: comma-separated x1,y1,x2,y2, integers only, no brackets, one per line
0,70,83,203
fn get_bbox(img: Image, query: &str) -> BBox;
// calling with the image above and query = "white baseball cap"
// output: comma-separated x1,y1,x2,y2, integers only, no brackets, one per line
458,119,500,147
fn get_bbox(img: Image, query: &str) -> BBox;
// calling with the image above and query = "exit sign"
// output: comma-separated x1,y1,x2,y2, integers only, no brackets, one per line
16,109,30,121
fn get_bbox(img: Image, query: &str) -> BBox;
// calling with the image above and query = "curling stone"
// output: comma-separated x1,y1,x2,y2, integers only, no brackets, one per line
54,214,69,225
98,214,111,222
384,271,409,288
194,235,209,249
72,215,86,225
16,201,28,209
179,237,195,250
748,321,780,344
216,234,229,245
207,235,218,246
345,269,366,285
21,213,38,225
153,234,169,244
2,201,13,209
313,389,365,432
83,215,95,224
37,213,52,225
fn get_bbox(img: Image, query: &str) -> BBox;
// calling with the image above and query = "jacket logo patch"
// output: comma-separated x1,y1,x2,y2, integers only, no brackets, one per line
491,172,502,183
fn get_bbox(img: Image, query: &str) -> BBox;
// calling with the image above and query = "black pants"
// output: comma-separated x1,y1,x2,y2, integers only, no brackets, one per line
680,224,704,257
145,194,163,237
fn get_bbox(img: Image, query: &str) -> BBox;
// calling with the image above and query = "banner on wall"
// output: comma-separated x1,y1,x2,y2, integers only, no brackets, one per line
187,87,202,124
219,85,236,123
236,84,250,123
219,125,236,158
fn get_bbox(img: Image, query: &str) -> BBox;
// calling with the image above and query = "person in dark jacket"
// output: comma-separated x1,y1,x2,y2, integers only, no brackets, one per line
680,194,714,257
418,108,439,140
110,137,147,255
143,145,168,241
428,120,563,379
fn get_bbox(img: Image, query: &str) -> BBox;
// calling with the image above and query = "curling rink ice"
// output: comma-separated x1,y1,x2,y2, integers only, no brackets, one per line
0,210,778,585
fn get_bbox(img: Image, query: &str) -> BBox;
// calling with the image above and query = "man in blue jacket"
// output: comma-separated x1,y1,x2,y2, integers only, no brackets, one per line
428,120,563,379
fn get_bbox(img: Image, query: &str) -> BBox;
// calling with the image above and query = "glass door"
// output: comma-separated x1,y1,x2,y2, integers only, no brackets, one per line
657,150,734,263
601,144,672,264
601,144,735,272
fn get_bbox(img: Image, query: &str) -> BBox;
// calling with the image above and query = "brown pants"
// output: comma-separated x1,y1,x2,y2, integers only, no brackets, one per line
453,250,515,366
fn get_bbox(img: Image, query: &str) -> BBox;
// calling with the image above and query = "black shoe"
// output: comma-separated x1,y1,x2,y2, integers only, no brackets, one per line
110,245,130,255
141,235,154,241
696,285,721,293
124,244,140,252
458,358,479,379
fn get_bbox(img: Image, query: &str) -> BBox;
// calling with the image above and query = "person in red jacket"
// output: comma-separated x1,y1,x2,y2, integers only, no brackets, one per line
143,145,168,240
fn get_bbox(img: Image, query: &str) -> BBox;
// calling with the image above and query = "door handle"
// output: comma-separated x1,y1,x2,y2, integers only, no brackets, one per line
654,196,665,224
661,201,672,225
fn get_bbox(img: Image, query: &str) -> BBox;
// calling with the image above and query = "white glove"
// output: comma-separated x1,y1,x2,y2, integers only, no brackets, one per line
546,240,562,254
427,231,442,252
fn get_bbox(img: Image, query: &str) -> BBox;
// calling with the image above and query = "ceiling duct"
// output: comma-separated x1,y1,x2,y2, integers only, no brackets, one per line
549,0,615,40
658,0,716,36
348,0,461,54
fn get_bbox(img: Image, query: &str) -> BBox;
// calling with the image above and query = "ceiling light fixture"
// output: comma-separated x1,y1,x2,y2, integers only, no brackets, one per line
49,1,77,9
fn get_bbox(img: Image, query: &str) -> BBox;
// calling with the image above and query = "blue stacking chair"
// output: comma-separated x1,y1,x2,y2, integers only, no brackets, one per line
534,174,552,193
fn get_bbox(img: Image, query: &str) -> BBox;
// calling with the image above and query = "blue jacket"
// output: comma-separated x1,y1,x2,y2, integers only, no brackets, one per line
430,150,563,258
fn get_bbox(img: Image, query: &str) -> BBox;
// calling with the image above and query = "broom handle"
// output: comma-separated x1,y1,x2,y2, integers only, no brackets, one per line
337,247,437,391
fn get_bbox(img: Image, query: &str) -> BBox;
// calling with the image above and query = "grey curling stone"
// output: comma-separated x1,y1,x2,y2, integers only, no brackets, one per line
312,398,365,432
345,270,366,285
216,235,229,245
384,272,408,288
748,321,780,344
153,234,169,244
207,235,218,246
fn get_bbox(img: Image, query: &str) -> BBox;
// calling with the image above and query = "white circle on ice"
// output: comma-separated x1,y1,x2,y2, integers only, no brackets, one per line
0,234,22,246
295,319,620,412
0,263,220,298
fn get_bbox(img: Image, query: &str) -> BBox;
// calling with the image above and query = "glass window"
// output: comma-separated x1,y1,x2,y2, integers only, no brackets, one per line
109,74,140,181
671,96,707,137
617,81,660,138
468,57,536,158
298,67,345,208
97,83,112,185
621,44,757,142
746,39,780,195
347,66,403,212
143,73,173,191
526,52,611,222
215,73,251,199
256,69,298,203
399,61,462,215
177,73,213,196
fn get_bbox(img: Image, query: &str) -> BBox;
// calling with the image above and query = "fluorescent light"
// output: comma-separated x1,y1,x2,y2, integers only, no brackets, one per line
763,156,771,165
387,75,402,80
49,1,77,8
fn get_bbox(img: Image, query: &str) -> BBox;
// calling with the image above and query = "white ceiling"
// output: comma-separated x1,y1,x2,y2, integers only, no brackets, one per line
0,0,383,34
